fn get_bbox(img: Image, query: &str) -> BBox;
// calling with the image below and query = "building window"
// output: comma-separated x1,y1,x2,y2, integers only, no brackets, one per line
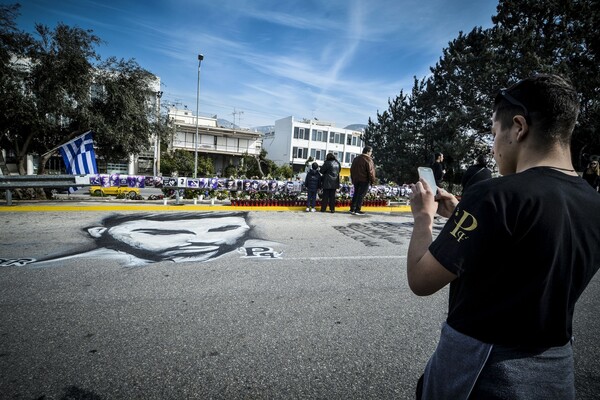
294,127,307,139
293,147,308,159
310,149,325,161
295,127,308,140
345,153,359,163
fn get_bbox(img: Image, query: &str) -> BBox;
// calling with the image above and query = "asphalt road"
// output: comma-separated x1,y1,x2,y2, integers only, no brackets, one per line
0,205,598,399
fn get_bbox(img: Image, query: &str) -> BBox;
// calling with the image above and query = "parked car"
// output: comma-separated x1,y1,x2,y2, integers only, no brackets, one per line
89,186,141,198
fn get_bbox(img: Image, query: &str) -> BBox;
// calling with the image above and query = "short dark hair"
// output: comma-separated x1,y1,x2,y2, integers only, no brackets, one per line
493,74,579,146
326,153,336,161
311,162,319,170
476,155,486,166
435,152,442,159
362,146,372,154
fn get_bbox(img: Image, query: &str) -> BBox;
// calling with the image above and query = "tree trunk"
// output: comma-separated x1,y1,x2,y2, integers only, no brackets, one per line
17,156,26,175
255,155,265,177
15,130,34,176
37,152,54,175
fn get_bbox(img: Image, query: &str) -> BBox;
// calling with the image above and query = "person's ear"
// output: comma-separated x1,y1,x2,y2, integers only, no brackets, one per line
88,227,107,238
513,115,529,142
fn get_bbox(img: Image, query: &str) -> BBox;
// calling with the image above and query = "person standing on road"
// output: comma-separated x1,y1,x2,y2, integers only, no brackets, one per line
431,152,445,187
304,162,321,212
407,74,600,399
320,153,341,213
350,146,376,215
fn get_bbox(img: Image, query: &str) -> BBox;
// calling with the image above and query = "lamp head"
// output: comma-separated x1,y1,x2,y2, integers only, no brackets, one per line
198,54,204,61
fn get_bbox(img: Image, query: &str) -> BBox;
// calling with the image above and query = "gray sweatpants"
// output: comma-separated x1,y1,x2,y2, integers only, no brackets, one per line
420,323,575,400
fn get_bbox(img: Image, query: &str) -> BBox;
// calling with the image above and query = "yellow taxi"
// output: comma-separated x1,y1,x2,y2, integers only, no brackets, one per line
89,186,141,198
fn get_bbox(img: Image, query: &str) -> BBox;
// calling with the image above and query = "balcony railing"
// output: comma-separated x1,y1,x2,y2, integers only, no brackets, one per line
171,141,260,155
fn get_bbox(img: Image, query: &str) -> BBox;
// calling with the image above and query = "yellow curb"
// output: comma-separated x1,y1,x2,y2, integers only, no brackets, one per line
0,203,412,213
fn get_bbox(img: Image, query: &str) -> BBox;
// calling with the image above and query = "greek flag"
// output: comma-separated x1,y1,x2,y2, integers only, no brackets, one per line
59,131,98,192
59,131,98,175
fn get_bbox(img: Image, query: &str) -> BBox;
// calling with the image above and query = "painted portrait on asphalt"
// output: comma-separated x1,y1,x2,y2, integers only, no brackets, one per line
0,212,282,267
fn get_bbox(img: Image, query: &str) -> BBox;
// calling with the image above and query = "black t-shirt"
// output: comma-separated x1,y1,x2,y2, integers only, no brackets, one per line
429,167,600,347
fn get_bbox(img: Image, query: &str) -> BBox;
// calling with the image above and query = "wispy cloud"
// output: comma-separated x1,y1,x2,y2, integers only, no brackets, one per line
17,0,497,127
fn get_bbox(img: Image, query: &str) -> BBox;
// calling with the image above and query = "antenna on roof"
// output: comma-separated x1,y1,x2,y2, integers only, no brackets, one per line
232,108,244,128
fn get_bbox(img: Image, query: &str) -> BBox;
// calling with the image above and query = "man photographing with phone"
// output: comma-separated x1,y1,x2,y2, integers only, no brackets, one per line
407,74,600,399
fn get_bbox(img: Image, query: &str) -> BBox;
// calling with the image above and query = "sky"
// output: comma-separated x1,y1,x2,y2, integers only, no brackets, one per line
12,0,499,129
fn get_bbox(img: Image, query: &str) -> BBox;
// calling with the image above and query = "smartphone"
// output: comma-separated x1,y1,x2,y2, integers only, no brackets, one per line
418,166,438,193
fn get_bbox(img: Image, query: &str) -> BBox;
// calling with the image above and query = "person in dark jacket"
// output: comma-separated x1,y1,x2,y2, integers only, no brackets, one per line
350,146,376,215
320,153,341,213
304,162,321,212
431,152,445,187
461,155,493,192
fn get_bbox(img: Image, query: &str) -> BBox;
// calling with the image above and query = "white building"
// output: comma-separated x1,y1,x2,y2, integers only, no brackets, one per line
261,116,365,179
166,107,262,176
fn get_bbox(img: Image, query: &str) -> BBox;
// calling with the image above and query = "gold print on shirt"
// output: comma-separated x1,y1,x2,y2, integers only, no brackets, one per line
449,209,478,242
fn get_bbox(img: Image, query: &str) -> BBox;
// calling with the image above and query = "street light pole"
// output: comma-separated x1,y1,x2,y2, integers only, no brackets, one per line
194,54,204,178
154,90,163,177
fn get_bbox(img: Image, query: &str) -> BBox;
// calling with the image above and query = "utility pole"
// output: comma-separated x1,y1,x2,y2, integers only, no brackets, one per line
154,91,163,177
194,54,204,178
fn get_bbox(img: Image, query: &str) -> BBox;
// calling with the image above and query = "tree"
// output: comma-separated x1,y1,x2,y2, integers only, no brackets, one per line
366,0,600,185
273,163,293,180
365,78,441,184
88,57,157,164
491,0,600,168
0,4,33,175
19,21,102,175
240,149,273,177
160,150,214,177
1,5,159,183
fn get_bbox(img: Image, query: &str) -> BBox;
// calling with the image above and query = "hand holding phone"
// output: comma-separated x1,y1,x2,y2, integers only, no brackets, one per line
417,167,438,194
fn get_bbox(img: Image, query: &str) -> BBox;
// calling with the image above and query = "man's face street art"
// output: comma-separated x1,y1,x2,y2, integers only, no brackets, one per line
0,214,440,268
0,212,282,267
91,215,251,262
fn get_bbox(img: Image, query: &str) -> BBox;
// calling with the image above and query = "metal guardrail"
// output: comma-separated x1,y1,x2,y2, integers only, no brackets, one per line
0,174,91,205
0,174,91,189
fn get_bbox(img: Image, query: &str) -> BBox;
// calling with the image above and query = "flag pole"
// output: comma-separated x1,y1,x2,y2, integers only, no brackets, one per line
41,130,92,158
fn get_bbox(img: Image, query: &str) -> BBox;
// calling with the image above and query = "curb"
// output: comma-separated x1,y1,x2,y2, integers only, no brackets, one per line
0,202,411,213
